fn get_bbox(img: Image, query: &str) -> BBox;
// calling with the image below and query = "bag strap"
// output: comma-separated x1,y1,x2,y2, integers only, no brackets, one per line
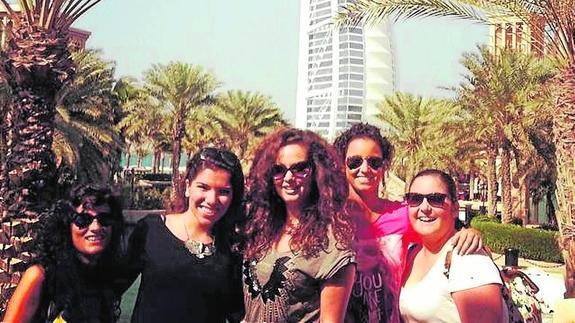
443,249,453,279
500,266,540,293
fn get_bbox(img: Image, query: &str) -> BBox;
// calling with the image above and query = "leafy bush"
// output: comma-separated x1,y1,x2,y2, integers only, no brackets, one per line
471,218,563,263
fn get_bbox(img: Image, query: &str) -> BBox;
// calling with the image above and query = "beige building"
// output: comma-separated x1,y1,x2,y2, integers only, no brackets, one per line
488,12,545,55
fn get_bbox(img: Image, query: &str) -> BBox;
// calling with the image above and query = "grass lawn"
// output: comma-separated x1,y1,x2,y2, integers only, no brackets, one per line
118,275,140,322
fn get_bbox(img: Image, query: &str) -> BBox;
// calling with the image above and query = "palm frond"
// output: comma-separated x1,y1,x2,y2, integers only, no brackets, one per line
336,0,488,27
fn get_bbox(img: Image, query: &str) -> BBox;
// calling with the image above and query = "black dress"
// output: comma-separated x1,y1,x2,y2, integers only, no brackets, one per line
126,215,243,323
31,260,120,323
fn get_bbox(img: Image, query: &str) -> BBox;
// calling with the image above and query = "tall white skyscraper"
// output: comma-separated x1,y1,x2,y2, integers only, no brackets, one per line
295,0,396,140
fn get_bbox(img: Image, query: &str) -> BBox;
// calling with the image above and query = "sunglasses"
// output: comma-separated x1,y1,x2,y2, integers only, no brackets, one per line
345,155,385,170
405,192,448,208
199,147,240,169
271,161,312,181
72,212,115,229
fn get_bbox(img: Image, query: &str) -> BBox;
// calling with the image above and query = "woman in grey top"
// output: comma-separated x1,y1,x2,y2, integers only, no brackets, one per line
241,127,356,323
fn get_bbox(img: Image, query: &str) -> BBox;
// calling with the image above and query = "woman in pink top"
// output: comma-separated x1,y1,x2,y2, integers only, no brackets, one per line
333,123,483,323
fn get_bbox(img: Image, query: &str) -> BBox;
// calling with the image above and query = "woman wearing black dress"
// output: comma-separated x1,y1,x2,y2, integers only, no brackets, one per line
4,185,126,322
124,147,244,322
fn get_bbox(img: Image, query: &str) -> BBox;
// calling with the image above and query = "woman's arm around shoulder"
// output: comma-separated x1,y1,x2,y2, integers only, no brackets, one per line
3,264,46,323
452,283,504,323
319,263,355,323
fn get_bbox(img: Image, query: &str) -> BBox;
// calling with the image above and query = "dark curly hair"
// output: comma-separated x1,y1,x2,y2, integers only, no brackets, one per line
333,122,394,172
242,127,353,260
168,147,245,252
33,184,125,321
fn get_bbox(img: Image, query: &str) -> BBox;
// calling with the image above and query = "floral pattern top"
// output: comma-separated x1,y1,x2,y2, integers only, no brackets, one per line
242,231,355,322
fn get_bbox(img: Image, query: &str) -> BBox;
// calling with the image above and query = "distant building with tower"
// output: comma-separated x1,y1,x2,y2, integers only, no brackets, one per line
295,0,396,140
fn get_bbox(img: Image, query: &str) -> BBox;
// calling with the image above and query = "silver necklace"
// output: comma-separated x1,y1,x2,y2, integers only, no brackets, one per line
183,222,216,258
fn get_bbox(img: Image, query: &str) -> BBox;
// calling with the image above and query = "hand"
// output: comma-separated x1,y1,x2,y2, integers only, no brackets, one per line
452,228,483,255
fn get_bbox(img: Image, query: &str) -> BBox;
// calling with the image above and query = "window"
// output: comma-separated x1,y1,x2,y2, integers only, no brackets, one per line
350,43,363,50
309,31,328,40
312,76,332,82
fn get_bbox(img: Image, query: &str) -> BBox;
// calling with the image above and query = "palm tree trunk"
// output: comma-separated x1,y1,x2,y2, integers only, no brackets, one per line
152,149,160,173
127,152,132,169
487,145,498,218
161,152,166,174
519,175,530,225
171,114,185,198
1,94,58,215
500,143,513,223
553,65,575,297
0,122,7,200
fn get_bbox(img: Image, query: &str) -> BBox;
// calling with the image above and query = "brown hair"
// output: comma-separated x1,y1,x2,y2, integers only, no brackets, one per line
242,127,353,260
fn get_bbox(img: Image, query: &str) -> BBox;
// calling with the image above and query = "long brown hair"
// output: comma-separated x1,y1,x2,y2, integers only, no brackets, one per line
242,128,353,260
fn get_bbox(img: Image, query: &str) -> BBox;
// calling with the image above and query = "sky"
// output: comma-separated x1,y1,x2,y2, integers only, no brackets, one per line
75,0,490,123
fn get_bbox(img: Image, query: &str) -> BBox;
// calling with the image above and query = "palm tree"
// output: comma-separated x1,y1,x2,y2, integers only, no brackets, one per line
53,49,122,184
117,86,167,170
113,76,145,169
211,90,287,161
0,0,103,309
456,47,555,223
337,1,575,295
182,106,227,158
376,92,463,183
143,62,218,196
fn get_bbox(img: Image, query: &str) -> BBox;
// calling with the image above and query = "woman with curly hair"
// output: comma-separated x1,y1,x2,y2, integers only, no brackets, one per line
242,127,356,322
333,123,483,323
124,147,244,323
4,185,125,322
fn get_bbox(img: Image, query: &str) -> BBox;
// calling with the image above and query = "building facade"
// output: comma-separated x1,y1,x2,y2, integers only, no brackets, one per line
488,12,545,56
295,0,395,140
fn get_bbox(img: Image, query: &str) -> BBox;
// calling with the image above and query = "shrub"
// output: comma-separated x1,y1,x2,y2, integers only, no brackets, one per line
471,218,563,263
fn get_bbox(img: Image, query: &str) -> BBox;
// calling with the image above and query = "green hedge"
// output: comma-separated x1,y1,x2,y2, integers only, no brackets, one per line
470,218,563,263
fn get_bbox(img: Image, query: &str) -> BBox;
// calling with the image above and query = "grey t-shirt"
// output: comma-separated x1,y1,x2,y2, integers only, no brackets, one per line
242,234,356,322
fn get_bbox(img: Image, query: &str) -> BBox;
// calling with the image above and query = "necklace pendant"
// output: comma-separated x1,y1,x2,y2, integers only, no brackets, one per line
184,238,215,258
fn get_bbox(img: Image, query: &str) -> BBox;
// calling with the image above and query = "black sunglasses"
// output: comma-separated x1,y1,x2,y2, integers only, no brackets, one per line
199,148,240,169
345,155,385,170
72,212,115,229
405,192,448,208
271,161,312,181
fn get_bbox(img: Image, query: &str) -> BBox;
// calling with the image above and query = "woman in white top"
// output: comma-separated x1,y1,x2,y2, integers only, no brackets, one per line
399,169,506,323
